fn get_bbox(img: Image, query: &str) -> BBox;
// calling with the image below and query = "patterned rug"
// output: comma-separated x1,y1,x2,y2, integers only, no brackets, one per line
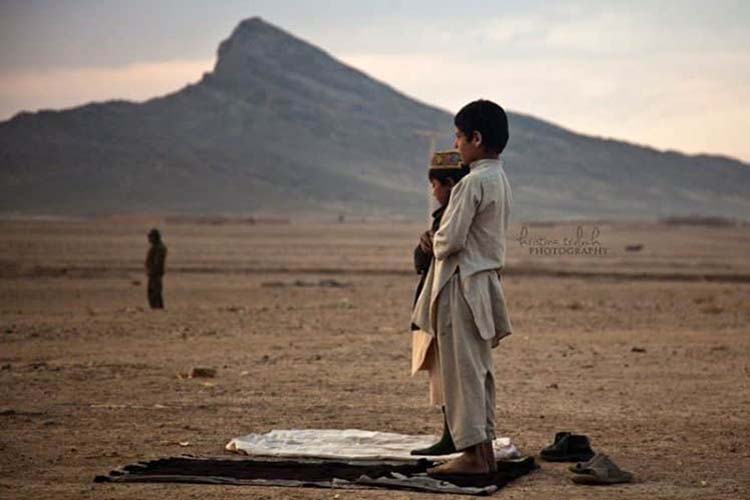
95,455,537,495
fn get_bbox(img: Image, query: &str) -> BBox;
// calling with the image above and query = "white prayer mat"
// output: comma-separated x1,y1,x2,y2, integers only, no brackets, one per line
226,429,521,462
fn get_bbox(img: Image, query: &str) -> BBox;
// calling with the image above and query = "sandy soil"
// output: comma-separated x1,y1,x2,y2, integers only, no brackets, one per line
1,219,749,499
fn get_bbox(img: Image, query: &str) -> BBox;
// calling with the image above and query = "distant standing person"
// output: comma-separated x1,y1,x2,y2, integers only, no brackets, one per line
145,228,167,309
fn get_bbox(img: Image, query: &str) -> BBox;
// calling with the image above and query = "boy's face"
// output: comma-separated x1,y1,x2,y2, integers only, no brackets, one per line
430,178,453,207
454,127,482,165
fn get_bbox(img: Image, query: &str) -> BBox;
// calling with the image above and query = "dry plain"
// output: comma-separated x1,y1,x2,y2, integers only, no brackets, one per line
1,218,749,499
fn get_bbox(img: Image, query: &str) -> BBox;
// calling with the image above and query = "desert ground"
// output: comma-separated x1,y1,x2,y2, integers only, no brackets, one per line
1,217,749,499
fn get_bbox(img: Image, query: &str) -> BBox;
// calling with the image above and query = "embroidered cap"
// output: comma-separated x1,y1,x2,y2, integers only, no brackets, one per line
429,150,463,171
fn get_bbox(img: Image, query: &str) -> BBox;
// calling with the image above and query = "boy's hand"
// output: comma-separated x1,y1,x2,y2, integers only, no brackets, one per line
419,230,433,254
491,332,508,348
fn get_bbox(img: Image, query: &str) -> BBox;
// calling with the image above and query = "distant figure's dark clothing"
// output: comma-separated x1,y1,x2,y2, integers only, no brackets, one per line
147,276,164,309
145,242,167,309
411,206,445,329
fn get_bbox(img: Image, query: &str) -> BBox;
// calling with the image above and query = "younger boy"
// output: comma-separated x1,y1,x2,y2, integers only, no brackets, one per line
411,100,513,475
410,151,469,456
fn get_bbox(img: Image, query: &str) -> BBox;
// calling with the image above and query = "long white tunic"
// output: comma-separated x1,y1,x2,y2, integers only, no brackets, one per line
411,158,513,341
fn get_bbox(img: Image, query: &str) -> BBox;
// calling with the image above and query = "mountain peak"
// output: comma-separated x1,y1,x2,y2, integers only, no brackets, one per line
212,17,323,82
231,16,283,39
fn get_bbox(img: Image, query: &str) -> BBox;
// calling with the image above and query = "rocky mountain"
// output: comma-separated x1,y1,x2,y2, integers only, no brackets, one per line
1,17,749,221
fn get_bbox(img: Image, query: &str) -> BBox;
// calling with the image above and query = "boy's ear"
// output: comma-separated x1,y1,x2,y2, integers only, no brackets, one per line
472,131,483,147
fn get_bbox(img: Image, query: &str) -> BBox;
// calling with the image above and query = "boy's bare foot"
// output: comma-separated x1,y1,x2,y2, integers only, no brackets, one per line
427,444,490,475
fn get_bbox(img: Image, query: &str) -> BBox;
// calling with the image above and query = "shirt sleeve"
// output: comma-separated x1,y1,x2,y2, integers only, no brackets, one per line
433,177,480,260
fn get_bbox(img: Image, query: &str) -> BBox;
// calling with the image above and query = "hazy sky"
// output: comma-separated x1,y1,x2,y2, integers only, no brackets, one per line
1,0,749,162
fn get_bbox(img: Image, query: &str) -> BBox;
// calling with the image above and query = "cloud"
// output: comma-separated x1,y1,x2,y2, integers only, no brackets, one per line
469,7,643,55
478,16,547,44
0,59,213,120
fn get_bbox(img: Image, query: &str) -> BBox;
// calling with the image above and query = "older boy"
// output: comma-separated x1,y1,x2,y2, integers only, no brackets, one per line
411,100,513,475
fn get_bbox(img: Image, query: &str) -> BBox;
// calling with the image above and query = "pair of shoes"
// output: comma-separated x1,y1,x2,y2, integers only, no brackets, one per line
539,432,595,462
411,408,456,456
570,453,634,485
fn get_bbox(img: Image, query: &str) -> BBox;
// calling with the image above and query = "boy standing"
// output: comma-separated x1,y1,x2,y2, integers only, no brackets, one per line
411,100,513,475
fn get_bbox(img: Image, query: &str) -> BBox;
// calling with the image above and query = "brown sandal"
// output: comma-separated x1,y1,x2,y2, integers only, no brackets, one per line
571,454,633,485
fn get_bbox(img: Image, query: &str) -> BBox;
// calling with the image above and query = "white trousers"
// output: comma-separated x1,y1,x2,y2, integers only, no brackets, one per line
435,273,496,450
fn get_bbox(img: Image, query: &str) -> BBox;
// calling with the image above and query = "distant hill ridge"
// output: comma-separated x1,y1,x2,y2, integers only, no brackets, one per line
1,17,748,220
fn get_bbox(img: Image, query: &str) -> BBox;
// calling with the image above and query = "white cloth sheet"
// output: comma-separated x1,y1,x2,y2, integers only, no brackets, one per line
226,428,520,462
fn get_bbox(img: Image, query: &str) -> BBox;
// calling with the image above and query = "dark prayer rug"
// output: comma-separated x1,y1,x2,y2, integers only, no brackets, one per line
95,455,537,495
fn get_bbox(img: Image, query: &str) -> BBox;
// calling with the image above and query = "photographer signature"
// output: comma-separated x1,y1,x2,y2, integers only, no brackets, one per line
517,225,607,256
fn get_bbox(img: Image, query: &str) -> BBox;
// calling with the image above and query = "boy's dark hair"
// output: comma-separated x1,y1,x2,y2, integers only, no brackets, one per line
428,165,471,185
454,99,509,155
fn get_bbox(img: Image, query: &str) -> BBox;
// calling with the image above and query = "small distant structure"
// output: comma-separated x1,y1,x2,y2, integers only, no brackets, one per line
660,215,738,227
